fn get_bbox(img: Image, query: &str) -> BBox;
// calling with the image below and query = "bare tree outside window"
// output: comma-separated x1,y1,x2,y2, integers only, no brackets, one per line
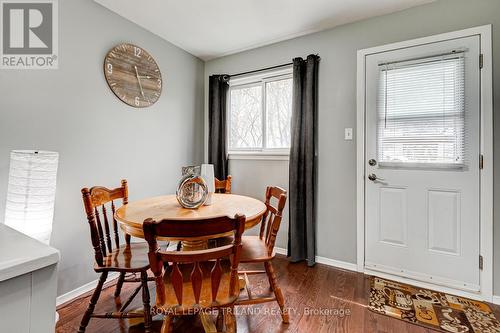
229,72,292,152
266,79,292,148
230,85,263,148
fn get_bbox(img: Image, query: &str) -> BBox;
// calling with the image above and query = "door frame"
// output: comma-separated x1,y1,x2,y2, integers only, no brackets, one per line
356,25,493,301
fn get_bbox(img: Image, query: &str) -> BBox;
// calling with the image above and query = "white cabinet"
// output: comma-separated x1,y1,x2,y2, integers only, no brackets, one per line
0,224,60,333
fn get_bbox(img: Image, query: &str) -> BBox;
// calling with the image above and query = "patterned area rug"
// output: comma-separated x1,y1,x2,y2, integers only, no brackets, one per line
368,277,500,333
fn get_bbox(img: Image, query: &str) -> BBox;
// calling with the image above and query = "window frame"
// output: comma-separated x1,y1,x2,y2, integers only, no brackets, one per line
227,66,293,158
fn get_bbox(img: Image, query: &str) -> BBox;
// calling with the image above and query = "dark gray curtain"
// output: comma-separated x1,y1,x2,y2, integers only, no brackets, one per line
288,54,319,266
208,75,229,179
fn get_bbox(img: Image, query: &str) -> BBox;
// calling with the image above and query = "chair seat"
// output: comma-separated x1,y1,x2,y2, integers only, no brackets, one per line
94,242,150,272
216,236,274,263
153,260,238,315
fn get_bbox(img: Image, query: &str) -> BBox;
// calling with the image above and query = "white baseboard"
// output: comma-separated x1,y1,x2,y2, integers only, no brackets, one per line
56,272,119,307
315,255,358,272
55,243,174,308
57,250,499,307
273,247,287,256
273,247,357,272
273,246,500,304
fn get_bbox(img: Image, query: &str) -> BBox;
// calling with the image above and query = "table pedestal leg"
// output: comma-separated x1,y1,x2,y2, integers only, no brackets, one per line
127,308,145,327
181,239,208,251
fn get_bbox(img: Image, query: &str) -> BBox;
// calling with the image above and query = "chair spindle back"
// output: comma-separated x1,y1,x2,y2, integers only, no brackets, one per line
258,186,287,256
81,179,129,267
215,175,232,194
143,215,245,308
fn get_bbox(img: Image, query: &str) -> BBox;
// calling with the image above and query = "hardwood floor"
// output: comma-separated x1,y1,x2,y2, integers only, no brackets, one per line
57,255,500,333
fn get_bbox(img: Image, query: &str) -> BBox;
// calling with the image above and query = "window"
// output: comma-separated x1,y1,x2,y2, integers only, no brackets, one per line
229,68,292,153
377,53,465,167
229,85,263,149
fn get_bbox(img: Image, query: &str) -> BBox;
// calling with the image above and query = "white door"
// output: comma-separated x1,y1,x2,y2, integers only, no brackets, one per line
364,36,481,292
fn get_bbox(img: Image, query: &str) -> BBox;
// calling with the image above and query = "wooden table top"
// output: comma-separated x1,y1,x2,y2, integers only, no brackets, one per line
114,194,267,239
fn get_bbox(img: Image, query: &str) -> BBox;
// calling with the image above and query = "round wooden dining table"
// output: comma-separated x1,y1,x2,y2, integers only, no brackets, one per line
115,193,266,329
115,193,267,250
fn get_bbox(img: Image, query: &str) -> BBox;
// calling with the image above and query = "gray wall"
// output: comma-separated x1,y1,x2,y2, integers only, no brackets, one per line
229,159,290,249
205,0,500,293
0,0,204,295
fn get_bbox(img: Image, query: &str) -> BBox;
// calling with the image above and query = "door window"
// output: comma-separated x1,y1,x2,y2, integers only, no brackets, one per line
377,54,465,167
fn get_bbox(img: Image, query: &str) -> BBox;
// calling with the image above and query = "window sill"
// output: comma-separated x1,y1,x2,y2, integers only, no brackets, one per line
228,151,290,161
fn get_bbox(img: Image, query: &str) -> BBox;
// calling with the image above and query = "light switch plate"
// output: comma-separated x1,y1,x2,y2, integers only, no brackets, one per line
345,128,353,140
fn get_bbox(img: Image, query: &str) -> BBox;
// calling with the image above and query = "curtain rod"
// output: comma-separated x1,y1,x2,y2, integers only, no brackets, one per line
228,54,320,78
229,62,293,78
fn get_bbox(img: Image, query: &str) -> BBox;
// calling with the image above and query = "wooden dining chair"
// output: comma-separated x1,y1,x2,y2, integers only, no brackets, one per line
143,214,246,333
235,186,289,323
215,175,232,194
79,180,153,333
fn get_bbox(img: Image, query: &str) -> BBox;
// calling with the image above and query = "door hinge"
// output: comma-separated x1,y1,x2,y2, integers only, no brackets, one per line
479,255,484,270
479,54,484,69
479,154,484,169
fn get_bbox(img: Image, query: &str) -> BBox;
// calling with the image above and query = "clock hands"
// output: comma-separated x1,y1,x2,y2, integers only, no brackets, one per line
134,65,145,98
105,44,161,108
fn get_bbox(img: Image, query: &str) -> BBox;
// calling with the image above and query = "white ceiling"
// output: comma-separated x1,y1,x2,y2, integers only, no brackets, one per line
95,0,435,61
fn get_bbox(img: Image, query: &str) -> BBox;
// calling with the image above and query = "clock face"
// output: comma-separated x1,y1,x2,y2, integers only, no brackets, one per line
104,43,162,108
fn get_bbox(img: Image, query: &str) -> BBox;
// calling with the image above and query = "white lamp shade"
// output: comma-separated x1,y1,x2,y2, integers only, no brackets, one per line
4,150,59,244
200,164,215,193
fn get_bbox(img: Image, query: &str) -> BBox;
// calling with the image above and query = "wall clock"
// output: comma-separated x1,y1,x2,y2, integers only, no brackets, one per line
104,43,162,108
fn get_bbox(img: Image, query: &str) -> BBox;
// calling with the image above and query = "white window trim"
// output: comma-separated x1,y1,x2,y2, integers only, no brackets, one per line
227,66,293,158
228,150,290,161
356,25,493,302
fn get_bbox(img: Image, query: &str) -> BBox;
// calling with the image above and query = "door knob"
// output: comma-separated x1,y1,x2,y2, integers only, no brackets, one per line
368,173,385,182
368,159,377,166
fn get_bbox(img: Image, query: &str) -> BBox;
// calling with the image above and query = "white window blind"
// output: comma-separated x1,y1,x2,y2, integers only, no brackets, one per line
377,53,465,167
